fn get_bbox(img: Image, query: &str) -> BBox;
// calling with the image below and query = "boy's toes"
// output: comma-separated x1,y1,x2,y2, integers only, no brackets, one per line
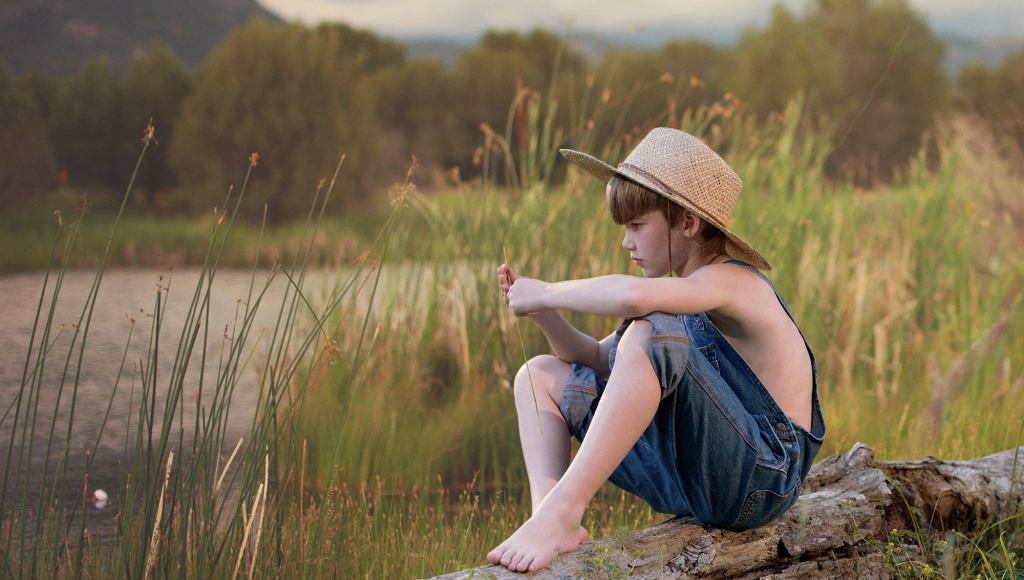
509,552,528,571
515,554,534,572
486,545,506,564
500,548,517,567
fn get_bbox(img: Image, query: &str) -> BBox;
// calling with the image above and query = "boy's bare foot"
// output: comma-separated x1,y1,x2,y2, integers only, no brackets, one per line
487,500,586,573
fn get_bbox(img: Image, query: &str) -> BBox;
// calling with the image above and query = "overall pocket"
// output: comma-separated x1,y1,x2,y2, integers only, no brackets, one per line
752,415,789,471
728,482,800,531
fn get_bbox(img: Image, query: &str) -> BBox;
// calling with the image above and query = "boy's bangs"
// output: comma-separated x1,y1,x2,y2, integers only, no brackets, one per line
605,176,664,225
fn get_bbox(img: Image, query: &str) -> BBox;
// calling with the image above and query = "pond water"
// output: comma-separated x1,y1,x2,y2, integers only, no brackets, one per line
0,267,344,535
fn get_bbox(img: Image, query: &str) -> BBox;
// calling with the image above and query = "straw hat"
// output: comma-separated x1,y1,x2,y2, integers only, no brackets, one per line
560,128,771,271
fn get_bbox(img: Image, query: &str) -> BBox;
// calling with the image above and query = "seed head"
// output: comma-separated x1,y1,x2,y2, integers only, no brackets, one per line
142,118,157,145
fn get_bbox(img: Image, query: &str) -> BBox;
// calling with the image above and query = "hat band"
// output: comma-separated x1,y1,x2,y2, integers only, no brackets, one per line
618,162,729,230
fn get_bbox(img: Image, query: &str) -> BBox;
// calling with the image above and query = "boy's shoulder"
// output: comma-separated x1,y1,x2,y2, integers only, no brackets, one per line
694,260,774,289
695,260,783,315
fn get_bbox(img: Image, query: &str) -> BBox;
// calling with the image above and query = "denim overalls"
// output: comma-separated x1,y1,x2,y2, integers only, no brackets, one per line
558,259,826,530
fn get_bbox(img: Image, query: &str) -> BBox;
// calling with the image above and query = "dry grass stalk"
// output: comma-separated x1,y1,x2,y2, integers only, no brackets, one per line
927,315,1010,438
299,439,306,561
232,482,265,580
216,438,245,496
838,260,868,390
186,507,193,569
872,299,917,403
143,450,174,580
247,454,270,579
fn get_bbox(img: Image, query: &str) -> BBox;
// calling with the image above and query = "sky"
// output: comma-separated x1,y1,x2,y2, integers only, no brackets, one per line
255,0,1024,41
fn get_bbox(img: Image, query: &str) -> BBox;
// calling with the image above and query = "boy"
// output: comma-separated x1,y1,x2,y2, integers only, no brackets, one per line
488,128,825,573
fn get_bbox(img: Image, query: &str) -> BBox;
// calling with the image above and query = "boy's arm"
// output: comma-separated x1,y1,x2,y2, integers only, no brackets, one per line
529,310,613,376
500,263,608,371
522,266,737,318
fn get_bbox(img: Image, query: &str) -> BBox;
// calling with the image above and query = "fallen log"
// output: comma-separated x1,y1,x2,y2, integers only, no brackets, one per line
430,443,1024,579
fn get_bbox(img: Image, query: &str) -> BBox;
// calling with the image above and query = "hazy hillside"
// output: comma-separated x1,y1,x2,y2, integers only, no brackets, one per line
0,0,280,77
403,29,1024,76
2,1,1020,81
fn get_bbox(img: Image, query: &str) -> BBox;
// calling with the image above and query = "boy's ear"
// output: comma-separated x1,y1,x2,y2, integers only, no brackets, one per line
680,209,702,237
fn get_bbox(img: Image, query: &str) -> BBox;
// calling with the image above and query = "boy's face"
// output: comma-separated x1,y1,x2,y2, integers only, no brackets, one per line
620,208,678,278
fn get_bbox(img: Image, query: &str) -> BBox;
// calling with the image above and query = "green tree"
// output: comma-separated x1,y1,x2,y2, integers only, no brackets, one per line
121,41,192,208
813,0,947,182
956,48,1024,150
726,0,947,183
370,58,462,182
171,19,404,219
593,40,726,146
725,4,841,118
0,64,57,205
449,28,588,183
49,57,124,195
17,70,60,125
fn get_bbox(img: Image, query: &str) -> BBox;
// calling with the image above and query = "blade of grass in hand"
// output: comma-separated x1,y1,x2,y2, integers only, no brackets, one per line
504,245,543,436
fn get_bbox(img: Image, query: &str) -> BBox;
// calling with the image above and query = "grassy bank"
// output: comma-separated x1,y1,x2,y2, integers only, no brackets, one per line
0,195,389,274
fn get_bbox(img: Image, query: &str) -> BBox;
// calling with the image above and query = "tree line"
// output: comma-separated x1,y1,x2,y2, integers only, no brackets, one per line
1,0,1021,221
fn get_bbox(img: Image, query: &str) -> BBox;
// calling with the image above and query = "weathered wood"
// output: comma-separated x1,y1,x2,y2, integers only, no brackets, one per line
429,443,1024,579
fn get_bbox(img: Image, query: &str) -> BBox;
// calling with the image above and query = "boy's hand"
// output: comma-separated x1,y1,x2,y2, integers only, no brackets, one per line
497,263,549,317
507,277,551,317
497,263,518,305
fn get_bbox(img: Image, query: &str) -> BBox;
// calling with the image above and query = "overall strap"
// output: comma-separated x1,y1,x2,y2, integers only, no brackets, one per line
724,259,826,445
723,259,798,325
729,259,815,358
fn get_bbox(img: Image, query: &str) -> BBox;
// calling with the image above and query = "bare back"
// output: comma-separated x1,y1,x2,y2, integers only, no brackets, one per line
705,262,814,431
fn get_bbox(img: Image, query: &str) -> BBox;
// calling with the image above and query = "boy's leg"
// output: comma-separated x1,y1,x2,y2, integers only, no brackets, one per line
488,321,661,573
512,355,572,513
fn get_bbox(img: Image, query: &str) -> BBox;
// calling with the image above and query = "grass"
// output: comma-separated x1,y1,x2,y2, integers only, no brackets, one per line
295,103,1024,488
0,86,1022,578
0,197,387,274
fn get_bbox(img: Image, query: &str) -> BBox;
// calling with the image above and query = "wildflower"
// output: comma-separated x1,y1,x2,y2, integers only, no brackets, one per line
689,75,705,88
659,72,674,84
249,152,261,168
54,209,63,227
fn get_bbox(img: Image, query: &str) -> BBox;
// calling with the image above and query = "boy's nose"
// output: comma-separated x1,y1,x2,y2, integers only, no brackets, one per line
621,235,635,251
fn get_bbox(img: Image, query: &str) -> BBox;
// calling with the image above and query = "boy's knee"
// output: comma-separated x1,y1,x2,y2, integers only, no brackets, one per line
514,354,561,398
618,320,653,353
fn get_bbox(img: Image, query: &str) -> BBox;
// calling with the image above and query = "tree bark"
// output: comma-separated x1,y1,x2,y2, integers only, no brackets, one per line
429,443,1024,579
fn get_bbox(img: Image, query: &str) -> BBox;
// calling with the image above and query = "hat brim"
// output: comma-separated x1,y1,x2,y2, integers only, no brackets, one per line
559,148,772,271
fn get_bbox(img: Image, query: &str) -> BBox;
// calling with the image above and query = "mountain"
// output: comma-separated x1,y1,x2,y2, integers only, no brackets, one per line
402,28,1024,78
939,32,1024,75
0,0,281,78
